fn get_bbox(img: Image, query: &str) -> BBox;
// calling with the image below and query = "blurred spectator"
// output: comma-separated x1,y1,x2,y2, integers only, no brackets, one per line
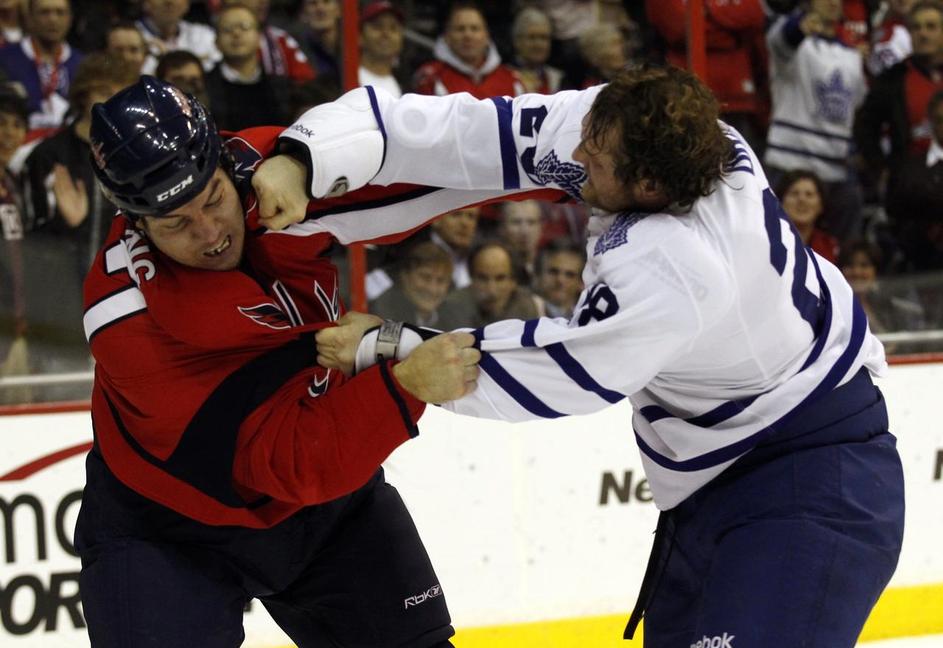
0,0,23,46
219,0,316,84
0,0,82,132
205,4,292,130
497,200,542,286
358,0,404,98
19,53,137,387
295,0,341,80
430,206,480,288
883,88,943,270
524,0,598,84
510,7,562,94
156,49,209,106
765,0,867,243
868,0,917,75
413,1,523,98
776,169,841,263
839,239,926,335
0,84,28,402
370,241,453,327
646,0,768,152
535,238,585,319
439,240,544,329
105,21,148,74
574,23,628,88
137,0,221,75
854,1,943,197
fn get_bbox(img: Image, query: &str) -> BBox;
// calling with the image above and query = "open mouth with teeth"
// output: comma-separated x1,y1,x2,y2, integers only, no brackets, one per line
206,235,232,257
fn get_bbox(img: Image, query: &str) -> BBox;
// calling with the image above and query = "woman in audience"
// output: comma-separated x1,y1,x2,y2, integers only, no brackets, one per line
776,169,840,264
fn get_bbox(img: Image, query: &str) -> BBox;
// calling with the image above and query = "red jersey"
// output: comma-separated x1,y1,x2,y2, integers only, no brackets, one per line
84,127,559,528
260,25,317,84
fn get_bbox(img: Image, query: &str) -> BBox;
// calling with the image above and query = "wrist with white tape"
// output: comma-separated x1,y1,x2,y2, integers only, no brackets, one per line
354,321,440,374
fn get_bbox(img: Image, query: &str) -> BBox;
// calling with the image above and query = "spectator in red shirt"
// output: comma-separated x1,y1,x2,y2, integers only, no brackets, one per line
413,1,523,98
777,169,841,264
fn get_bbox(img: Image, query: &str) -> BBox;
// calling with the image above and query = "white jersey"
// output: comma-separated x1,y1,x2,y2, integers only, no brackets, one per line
765,15,866,181
283,86,887,509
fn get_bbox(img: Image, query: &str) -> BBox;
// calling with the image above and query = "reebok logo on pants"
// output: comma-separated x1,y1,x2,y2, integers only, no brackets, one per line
691,633,735,648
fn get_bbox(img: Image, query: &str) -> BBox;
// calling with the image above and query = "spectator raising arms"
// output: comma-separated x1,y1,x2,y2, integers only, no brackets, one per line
765,0,868,243
413,0,523,98
0,0,82,132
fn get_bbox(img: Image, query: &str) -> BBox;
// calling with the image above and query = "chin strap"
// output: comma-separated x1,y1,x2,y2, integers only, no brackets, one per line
354,321,440,374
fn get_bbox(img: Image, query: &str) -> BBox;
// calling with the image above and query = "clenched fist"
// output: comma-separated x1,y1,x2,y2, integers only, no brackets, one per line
252,154,310,231
393,332,481,403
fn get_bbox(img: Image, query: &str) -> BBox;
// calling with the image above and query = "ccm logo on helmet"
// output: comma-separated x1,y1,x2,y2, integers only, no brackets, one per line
157,174,194,202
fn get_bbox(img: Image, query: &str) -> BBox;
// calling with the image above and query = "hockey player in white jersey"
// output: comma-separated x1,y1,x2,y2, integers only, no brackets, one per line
259,64,904,648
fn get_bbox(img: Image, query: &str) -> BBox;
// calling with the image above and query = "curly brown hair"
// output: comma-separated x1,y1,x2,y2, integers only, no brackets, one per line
585,64,732,211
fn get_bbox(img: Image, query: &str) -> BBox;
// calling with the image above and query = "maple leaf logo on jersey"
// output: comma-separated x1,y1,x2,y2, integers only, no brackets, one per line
225,136,264,186
238,303,291,330
814,70,854,124
594,213,645,256
530,150,587,200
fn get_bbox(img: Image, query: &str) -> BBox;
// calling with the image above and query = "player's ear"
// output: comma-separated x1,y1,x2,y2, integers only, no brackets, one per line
637,178,668,208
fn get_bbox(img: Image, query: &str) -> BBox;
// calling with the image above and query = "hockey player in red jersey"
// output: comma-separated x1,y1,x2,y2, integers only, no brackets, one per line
76,76,480,647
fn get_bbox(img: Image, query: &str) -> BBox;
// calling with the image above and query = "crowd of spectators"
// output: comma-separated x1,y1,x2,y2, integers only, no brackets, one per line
0,0,942,403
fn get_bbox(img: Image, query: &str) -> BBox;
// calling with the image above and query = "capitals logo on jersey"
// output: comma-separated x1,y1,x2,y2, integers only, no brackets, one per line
225,136,265,187
238,303,292,330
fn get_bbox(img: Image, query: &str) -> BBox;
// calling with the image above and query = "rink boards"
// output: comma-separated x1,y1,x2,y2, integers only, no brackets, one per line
0,362,940,647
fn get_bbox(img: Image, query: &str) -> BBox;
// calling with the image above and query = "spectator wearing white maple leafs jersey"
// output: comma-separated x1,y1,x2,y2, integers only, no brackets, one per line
765,0,868,242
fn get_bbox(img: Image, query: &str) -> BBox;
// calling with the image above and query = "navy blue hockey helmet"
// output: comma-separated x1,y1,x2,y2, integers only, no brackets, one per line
89,75,221,218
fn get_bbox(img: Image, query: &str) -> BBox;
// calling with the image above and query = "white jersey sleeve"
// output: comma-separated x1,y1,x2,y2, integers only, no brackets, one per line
446,215,734,422
281,85,602,199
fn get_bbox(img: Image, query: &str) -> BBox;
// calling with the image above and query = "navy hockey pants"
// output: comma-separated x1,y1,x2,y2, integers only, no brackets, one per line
76,466,454,648
635,370,905,648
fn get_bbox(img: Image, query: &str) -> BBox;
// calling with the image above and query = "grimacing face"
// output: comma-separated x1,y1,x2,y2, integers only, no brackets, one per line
571,115,660,213
139,168,246,272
